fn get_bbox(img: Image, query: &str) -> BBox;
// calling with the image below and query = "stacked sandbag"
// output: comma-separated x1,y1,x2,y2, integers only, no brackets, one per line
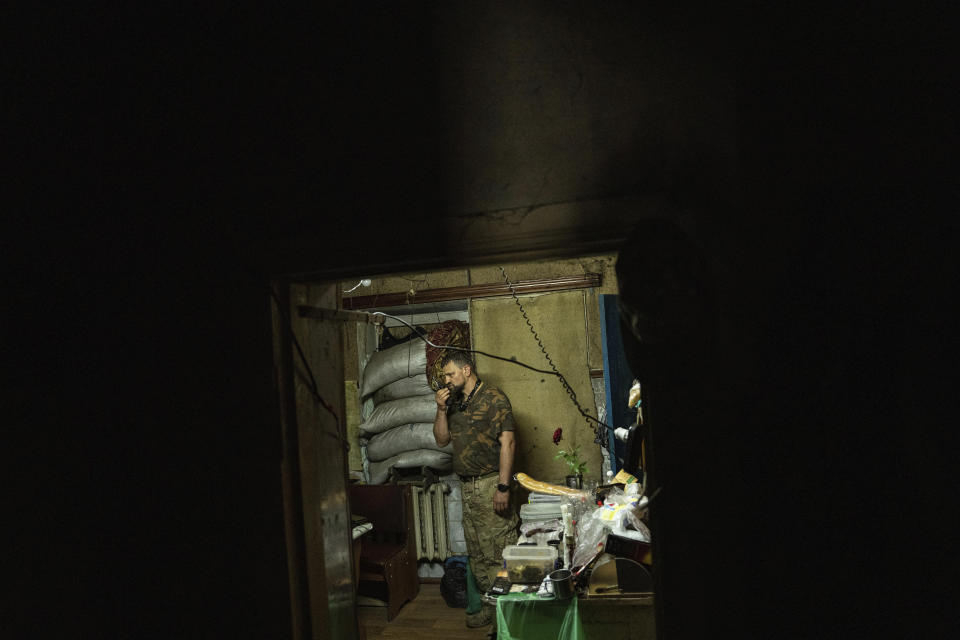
360,336,451,482
358,395,438,437
371,374,433,404
360,340,428,398
367,449,453,485
365,422,452,460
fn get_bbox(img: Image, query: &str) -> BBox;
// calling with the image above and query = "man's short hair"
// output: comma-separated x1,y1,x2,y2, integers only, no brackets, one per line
441,351,475,372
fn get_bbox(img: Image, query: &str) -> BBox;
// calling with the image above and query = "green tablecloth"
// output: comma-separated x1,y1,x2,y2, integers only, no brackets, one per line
495,593,585,640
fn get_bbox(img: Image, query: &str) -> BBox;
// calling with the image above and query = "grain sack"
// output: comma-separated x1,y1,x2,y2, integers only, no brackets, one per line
357,395,437,437
368,449,452,485
365,422,452,461
371,374,434,405
360,339,427,398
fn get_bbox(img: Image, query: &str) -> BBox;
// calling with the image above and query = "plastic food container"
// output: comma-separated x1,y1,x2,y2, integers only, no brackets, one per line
502,545,557,583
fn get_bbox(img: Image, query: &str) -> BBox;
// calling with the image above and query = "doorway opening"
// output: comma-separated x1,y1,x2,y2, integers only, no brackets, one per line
273,253,652,640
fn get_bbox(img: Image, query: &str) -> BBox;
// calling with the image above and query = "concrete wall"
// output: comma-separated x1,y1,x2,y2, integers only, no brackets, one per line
238,3,736,281
430,3,738,217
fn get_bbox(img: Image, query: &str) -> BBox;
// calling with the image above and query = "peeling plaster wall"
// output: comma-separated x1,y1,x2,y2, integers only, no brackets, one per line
470,255,619,373
471,290,602,486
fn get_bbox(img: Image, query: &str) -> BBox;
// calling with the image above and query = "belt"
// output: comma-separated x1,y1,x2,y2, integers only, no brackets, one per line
458,470,498,482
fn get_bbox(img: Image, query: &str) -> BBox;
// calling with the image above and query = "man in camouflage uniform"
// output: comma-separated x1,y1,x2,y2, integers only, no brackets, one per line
433,352,518,632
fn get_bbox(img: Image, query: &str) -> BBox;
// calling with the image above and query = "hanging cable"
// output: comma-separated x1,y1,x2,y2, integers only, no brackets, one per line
498,266,614,447
370,312,561,376
344,278,372,293
269,286,349,449
371,297,616,443
215,229,348,447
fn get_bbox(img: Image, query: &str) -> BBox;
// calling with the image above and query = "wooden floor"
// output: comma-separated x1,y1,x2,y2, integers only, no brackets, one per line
358,583,492,640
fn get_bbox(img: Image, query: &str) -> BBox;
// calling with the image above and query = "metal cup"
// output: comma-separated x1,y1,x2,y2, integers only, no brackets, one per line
548,569,574,599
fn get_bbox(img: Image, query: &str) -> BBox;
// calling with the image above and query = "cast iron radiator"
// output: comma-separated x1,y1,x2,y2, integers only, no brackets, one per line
411,483,451,561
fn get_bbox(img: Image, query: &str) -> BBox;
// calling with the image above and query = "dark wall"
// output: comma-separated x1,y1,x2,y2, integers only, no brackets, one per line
615,5,956,637
9,223,292,636
9,2,447,636
9,2,954,638
8,5,310,637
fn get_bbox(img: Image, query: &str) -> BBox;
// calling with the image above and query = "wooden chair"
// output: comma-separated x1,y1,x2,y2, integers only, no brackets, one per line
348,484,420,621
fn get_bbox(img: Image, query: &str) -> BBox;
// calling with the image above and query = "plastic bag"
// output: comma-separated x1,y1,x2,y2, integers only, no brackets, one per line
570,509,609,569
520,518,563,538
593,491,649,539
570,488,650,568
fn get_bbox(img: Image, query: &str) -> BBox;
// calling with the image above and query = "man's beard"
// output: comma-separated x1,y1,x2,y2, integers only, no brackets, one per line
442,381,465,408
446,382,466,407
448,381,465,395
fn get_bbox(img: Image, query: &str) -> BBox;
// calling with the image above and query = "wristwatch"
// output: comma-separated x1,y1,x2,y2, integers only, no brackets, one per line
496,483,510,493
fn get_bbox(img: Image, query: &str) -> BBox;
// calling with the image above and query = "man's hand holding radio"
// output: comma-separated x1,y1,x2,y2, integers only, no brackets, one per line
435,386,451,409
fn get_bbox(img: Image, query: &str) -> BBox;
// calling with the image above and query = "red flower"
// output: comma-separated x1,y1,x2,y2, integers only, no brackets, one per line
552,428,563,445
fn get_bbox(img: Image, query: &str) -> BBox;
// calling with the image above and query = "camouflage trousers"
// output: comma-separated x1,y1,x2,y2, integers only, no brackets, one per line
460,473,519,593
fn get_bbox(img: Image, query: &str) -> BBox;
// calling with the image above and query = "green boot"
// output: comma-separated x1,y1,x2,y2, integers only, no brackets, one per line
465,560,482,615
465,603,494,628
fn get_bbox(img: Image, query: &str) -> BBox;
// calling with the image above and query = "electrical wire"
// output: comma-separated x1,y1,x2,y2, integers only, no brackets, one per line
370,312,561,376
498,266,615,446
269,286,349,449
370,272,617,445
215,229,348,448
344,278,372,293
344,280,365,293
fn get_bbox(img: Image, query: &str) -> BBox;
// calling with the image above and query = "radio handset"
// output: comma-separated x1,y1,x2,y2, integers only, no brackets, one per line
445,387,460,407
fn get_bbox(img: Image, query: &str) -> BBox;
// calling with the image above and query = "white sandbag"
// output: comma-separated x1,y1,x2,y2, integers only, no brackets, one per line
365,422,452,461
360,340,428,398
372,374,434,405
358,395,438,437
367,449,452,485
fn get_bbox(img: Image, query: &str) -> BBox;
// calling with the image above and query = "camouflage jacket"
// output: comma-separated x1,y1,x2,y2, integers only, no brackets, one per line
447,383,515,476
